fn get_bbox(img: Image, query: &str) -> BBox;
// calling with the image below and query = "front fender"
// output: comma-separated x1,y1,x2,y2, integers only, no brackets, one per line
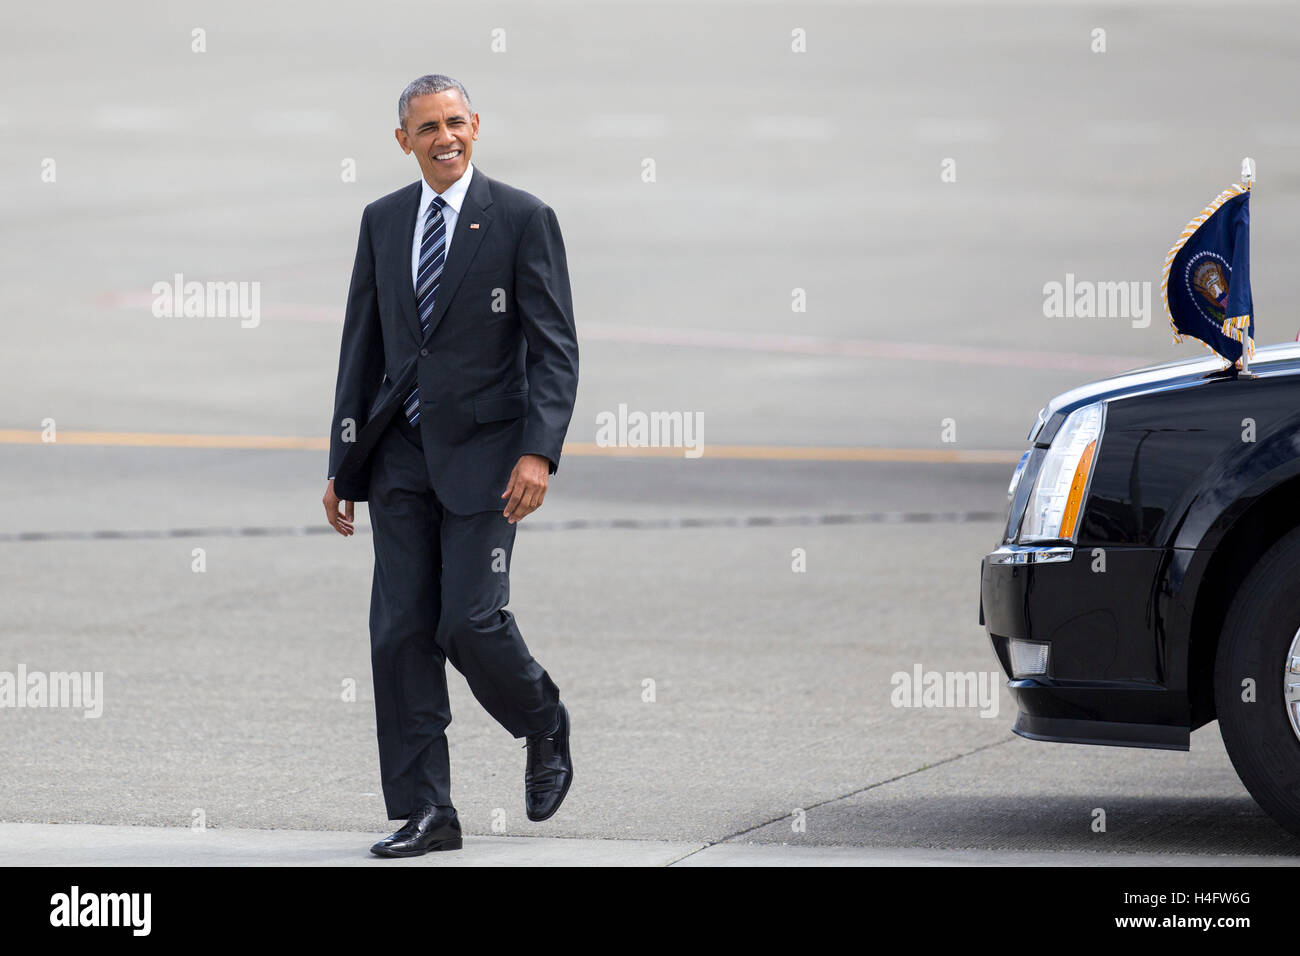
1170,413,1300,552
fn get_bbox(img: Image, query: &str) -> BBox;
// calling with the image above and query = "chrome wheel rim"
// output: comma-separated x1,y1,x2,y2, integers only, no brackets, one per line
1286,627,1300,745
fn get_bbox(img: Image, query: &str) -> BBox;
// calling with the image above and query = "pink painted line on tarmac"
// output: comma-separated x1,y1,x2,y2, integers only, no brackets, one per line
99,291,1137,373
579,324,1137,373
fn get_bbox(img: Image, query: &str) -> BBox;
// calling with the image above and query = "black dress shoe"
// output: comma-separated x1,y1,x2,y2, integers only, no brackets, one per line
525,702,572,821
370,802,462,857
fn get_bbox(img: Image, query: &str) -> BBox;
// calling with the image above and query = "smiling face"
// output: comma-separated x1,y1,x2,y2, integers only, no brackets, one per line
395,89,478,192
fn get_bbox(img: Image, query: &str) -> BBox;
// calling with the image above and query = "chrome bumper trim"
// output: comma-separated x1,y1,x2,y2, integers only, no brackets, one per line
986,545,1074,565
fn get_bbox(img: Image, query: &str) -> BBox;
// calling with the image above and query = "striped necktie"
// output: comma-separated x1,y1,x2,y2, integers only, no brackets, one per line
404,194,448,427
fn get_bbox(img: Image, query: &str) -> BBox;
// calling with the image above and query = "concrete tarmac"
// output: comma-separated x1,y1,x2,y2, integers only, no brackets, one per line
4,0,1300,866
2,822,1291,867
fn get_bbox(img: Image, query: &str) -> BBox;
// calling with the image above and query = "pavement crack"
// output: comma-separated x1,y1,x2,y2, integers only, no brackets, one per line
707,737,1015,848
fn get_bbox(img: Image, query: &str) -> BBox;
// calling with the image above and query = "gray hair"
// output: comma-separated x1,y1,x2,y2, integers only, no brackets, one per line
398,74,474,128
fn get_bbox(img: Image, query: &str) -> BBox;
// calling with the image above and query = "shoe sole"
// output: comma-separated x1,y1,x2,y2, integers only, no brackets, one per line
369,835,463,857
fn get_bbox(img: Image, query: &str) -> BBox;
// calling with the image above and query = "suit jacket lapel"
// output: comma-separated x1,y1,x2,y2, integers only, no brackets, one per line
420,167,495,347
392,181,425,346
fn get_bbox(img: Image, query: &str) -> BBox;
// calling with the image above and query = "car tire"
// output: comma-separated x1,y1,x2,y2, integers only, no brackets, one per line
1214,525,1300,838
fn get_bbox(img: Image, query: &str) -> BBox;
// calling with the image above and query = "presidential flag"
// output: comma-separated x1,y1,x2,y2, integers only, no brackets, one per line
1160,175,1254,366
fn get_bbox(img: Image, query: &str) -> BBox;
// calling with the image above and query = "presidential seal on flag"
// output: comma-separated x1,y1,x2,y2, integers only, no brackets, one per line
1160,159,1255,369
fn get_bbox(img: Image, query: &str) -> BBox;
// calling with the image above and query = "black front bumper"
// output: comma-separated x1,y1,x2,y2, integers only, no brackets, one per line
980,545,1190,751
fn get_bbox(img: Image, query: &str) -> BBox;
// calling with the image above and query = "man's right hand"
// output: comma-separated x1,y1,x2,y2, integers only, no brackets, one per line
323,479,355,536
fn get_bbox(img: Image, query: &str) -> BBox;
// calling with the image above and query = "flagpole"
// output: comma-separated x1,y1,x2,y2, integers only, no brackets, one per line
1239,157,1254,376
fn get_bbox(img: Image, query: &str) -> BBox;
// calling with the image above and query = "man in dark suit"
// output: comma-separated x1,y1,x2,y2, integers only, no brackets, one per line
322,74,578,857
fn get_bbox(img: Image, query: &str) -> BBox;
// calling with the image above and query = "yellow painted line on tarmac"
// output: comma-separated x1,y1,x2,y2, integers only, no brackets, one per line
0,430,1023,464
0,429,327,450
561,442,1022,463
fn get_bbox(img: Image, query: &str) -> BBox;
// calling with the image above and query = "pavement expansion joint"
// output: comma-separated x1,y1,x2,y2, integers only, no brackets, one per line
0,511,1007,542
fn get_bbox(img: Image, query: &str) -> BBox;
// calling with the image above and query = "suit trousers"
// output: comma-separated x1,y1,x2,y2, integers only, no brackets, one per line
367,411,561,820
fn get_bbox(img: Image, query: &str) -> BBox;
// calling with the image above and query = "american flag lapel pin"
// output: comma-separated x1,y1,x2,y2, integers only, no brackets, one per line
469,223,480,229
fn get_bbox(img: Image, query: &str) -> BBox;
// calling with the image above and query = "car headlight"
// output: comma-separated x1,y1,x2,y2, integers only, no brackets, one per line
1018,402,1104,543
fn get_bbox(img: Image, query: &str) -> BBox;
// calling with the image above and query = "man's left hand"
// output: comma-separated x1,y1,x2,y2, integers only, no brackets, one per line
501,454,551,523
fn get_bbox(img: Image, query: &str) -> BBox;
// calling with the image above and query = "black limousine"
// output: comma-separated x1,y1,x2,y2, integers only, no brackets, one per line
981,341,1300,837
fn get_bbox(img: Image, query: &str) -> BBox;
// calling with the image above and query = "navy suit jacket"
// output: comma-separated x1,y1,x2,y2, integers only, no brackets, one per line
328,168,579,514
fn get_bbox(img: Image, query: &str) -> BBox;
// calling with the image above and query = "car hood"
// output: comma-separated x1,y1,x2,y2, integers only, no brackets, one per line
1030,341,1300,445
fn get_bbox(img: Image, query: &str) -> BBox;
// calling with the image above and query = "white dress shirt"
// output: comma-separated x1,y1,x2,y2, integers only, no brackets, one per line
412,161,474,289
